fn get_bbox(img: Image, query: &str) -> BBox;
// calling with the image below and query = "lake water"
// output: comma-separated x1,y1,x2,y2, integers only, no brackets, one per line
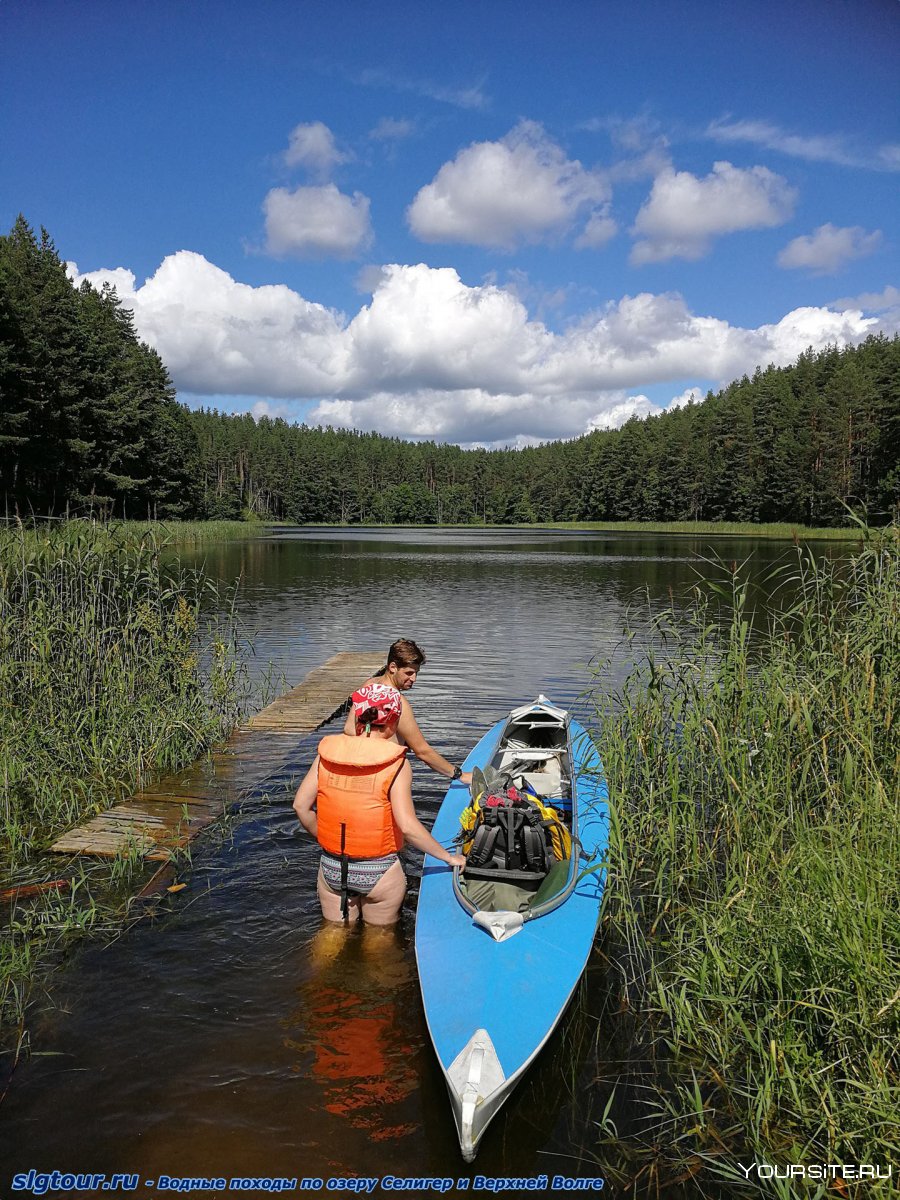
1,528,853,1196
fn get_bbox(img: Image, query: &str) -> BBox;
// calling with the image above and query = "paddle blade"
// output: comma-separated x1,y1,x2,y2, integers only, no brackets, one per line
470,766,487,803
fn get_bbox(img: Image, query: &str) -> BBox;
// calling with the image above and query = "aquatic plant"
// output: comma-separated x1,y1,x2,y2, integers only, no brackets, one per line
593,527,899,1193
0,520,257,1049
112,518,271,544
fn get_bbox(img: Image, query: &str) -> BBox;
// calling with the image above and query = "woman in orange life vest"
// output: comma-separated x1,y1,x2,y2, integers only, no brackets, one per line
293,683,466,925
343,638,473,787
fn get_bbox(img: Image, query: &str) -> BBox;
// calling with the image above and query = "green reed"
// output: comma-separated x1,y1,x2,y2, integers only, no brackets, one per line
114,518,271,544
591,528,898,1193
542,520,857,540
0,521,256,1047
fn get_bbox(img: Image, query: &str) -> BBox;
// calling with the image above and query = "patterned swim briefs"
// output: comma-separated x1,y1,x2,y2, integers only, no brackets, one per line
319,851,400,897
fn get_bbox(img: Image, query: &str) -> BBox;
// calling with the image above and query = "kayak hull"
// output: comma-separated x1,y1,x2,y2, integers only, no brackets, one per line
415,703,609,1160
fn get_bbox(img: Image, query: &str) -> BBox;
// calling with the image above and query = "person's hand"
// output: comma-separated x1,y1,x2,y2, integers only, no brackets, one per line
445,853,467,869
458,770,473,786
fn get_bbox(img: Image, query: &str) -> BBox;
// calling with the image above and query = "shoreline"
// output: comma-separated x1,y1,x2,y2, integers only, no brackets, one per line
267,518,858,540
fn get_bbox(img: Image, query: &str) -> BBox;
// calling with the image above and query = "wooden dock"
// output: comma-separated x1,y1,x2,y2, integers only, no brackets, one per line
49,651,382,861
247,651,382,733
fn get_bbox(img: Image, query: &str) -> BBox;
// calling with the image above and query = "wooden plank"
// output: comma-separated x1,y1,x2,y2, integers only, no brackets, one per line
133,788,220,802
52,834,155,854
52,841,172,862
60,820,172,842
113,803,216,824
49,649,382,860
128,792,222,808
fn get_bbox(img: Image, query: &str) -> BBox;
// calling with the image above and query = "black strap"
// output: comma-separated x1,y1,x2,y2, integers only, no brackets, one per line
503,808,519,869
339,823,349,921
467,824,500,867
521,825,546,872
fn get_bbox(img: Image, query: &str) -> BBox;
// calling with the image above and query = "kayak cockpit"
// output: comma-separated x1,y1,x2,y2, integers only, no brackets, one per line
453,697,579,926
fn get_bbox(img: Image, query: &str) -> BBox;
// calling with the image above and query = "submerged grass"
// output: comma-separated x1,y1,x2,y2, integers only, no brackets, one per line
591,527,899,1195
0,521,258,1058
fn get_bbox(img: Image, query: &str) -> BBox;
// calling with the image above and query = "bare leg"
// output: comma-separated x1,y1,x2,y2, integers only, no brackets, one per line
317,865,361,923
360,859,407,926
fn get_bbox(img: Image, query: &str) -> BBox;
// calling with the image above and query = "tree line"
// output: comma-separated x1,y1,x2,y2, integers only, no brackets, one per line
2,217,898,525
190,334,900,527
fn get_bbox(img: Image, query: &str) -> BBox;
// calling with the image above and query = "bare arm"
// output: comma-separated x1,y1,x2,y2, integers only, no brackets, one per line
398,699,472,784
292,757,320,838
390,761,466,867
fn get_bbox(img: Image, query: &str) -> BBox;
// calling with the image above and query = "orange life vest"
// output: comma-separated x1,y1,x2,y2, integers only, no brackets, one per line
316,734,407,858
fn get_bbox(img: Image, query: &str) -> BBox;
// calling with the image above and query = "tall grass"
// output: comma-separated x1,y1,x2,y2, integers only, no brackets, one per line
114,518,271,544
0,516,271,546
540,520,857,540
0,522,257,1050
592,528,899,1193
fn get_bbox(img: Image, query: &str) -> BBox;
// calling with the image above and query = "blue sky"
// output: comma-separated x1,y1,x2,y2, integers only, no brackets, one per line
2,0,898,446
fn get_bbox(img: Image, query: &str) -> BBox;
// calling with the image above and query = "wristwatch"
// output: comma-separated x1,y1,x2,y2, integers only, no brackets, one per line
451,765,463,780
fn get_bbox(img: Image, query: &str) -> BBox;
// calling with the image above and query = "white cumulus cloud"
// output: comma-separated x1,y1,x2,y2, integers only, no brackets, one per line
263,184,373,259
777,223,883,275
283,121,348,176
71,251,349,395
832,285,900,313
312,388,656,445
69,253,880,443
66,263,137,296
407,121,612,251
342,263,552,394
631,160,797,263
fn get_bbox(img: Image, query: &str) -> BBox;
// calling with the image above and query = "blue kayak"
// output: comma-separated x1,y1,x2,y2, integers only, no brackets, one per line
415,697,609,1160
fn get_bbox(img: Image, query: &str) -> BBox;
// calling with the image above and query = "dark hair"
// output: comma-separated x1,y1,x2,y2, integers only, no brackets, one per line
355,705,399,732
386,638,426,670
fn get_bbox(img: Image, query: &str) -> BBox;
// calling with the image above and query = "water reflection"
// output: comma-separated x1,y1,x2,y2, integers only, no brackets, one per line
284,923,420,1143
177,529,848,725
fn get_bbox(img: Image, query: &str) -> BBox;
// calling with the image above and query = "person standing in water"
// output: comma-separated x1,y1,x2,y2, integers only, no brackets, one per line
344,638,472,786
294,684,466,925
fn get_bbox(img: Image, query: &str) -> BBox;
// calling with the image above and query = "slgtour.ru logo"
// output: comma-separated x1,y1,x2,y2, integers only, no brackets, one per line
738,1163,893,1182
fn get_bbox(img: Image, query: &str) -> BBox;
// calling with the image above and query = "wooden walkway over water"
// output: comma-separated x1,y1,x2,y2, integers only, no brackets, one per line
49,652,382,861
247,651,382,733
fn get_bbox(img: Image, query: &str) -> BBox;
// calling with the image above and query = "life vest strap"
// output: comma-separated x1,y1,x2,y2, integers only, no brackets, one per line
339,822,349,921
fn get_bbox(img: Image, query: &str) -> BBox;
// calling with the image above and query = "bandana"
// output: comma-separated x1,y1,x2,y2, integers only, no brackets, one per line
350,683,403,725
